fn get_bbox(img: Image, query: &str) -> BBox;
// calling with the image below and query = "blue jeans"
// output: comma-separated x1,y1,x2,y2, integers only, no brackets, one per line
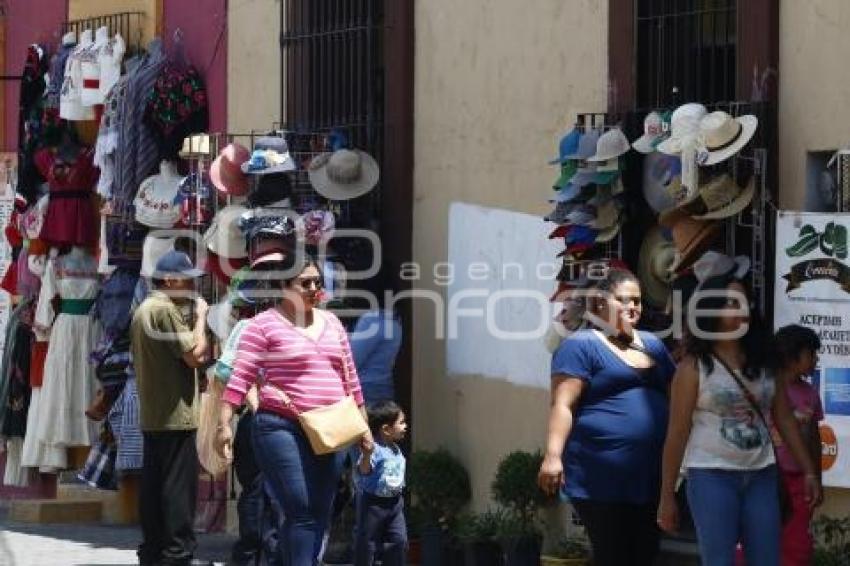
686,466,780,566
353,493,407,566
232,411,283,565
252,411,345,566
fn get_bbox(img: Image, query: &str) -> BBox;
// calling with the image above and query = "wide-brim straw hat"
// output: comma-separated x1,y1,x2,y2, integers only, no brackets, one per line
308,149,380,201
700,111,758,166
638,226,677,309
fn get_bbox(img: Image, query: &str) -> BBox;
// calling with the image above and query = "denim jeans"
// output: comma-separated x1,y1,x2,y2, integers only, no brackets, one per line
232,411,283,565
686,466,780,566
251,411,345,566
353,493,407,566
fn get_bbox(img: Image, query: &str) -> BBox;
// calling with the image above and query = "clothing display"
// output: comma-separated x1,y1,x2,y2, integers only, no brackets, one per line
0,301,33,438
21,385,67,471
35,146,99,246
144,63,209,160
94,70,132,199
46,34,76,111
2,30,230,489
80,27,125,107
134,161,183,228
115,39,167,215
59,30,96,121
32,249,102,450
108,373,143,472
18,44,50,203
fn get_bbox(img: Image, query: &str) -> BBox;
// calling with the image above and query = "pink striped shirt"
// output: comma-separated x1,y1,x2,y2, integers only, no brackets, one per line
222,308,364,419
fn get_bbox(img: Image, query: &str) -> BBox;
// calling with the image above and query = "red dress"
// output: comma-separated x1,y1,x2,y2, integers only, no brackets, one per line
35,147,100,246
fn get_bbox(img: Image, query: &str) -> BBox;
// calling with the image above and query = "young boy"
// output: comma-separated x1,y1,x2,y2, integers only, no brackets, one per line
773,324,825,566
353,400,408,566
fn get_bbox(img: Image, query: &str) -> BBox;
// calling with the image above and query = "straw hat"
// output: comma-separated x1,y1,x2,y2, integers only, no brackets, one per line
699,111,758,166
203,205,249,259
660,174,755,226
666,215,721,272
657,103,708,155
638,226,677,308
308,149,380,201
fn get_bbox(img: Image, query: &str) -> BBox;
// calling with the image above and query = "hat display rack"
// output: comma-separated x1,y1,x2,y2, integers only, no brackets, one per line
131,125,383,309
545,111,627,332
618,99,773,320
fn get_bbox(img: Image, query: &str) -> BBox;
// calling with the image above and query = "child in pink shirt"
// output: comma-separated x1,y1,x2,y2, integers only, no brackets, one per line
772,325,824,566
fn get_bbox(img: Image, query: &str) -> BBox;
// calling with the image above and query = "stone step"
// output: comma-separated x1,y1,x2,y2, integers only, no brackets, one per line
656,537,701,566
56,483,126,525
9,499,102,524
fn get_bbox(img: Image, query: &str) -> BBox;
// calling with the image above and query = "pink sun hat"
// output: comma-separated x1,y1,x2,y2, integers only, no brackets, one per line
210,143,251,196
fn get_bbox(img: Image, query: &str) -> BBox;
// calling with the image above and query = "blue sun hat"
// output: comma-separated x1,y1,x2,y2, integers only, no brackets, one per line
242,136,296,175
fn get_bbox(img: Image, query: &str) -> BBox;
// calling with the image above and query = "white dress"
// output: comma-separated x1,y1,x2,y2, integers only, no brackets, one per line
33,252,102,452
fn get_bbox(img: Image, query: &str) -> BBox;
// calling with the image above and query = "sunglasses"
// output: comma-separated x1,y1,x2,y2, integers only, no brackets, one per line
294,277,323,290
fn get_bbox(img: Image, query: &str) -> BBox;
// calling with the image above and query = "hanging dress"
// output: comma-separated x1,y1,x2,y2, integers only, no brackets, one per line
33,251,102,452
35,146,100,247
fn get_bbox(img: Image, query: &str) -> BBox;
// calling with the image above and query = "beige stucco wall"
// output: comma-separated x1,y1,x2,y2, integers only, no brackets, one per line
68,0,159,46
778,0,850,210
779,0,850,514
226,0,281,134
413,0,608,508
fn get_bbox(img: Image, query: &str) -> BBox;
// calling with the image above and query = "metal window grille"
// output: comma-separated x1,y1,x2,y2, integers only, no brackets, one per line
279,0,384,229
636,0,737,108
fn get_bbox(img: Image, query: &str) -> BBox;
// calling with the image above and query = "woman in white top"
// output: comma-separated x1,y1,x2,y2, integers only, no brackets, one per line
657,269,821,565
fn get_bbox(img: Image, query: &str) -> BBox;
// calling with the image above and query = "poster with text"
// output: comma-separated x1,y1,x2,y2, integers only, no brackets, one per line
775,211,850,487
0,154,16,362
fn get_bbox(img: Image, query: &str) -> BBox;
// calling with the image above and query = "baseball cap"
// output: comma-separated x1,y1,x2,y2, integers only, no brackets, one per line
153,250,205,279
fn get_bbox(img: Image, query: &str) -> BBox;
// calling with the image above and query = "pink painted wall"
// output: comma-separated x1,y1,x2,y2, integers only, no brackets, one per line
3,0,69,152
162,0,227,134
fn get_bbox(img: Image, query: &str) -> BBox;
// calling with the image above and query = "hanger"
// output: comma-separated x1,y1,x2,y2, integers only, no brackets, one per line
57,129,81,162
170,28,188,69
827,148,850,169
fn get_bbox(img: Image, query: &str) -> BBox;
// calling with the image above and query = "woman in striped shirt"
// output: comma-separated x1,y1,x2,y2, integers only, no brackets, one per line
216,255,373,565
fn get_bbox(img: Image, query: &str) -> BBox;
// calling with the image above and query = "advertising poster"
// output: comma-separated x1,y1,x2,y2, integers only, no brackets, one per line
775,211,850,487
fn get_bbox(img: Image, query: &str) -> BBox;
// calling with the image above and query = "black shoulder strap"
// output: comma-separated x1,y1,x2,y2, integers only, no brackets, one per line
713,355,770,429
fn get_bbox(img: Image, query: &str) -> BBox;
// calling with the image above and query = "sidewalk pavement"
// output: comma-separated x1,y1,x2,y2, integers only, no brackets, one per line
0,519,236,566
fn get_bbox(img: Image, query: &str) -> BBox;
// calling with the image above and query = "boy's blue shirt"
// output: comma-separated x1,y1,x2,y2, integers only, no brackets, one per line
356,441,406,498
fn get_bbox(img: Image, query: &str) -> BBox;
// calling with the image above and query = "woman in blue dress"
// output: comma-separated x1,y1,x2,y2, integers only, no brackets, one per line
539,268,675,566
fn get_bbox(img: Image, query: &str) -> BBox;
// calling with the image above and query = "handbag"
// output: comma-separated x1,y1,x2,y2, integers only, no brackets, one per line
712,355,793,525
266,313,369,455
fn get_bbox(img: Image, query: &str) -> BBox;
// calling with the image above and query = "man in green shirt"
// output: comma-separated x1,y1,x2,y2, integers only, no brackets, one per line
130,251,210,566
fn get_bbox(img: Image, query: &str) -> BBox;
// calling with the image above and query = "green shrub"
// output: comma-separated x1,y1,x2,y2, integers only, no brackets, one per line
455,509,509,542
813,515,850,566
408,448,472,529
491,450,546,522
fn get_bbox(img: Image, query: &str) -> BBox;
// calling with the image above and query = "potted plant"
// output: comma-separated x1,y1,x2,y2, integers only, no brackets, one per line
406,504,425,564
540,535,591,566
812,515,850,566
457,510,506,566
491,450,546,565
408,448,472,566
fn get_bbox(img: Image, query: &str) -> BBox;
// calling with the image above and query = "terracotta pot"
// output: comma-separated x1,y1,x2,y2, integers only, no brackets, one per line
408,538,422,564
